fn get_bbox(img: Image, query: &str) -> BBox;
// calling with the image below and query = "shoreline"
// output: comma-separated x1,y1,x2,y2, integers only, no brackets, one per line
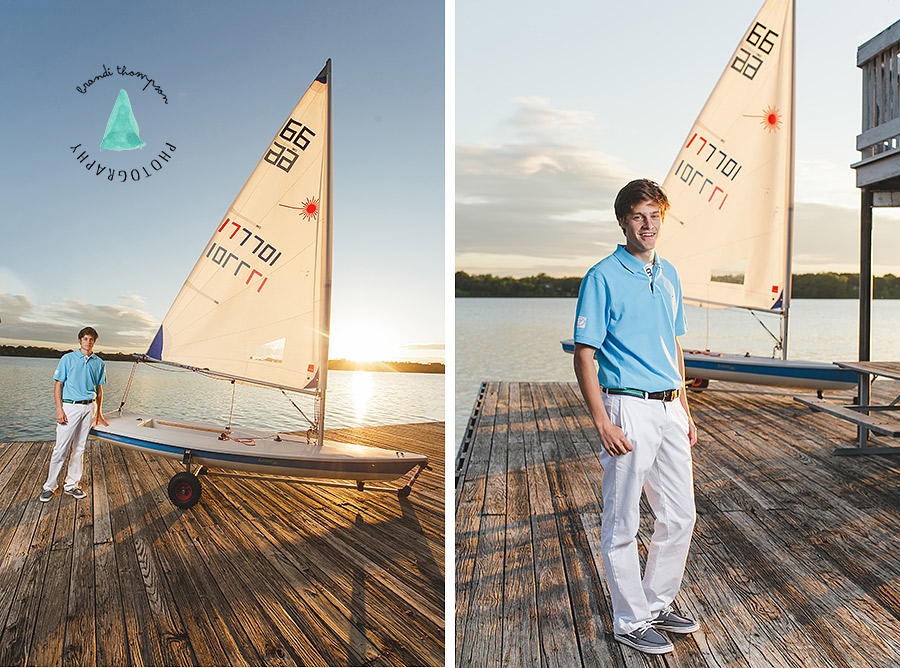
0,347,445,374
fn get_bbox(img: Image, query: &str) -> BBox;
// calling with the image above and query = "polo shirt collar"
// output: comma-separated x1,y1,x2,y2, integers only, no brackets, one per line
74,349,95,362
613,244,657,274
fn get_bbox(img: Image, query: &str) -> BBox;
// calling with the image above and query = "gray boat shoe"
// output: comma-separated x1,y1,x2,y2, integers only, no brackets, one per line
64,487,87,499
652,607,700,633
38,490,54,503
614,625,674,654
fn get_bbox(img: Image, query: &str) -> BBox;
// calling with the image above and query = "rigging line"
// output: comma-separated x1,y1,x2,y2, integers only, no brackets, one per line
705,302,711,351
280,389,316,428
227,380,236,432
749,309,783,349
118,360,139,411
145,363,194,373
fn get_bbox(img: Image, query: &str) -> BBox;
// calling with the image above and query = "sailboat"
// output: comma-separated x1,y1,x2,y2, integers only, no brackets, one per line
563,0,856,394
91,61,429,508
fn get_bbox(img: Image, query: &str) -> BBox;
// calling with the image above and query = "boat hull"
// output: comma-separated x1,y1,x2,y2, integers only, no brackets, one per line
90,412,427,482
560,339,857,391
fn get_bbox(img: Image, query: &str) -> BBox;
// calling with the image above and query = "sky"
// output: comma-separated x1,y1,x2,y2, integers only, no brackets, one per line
456,0,900,279
0,1,444,363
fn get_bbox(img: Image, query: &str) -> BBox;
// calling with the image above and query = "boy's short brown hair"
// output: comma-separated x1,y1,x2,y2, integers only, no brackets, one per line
614,179,670,222
78,327,99,340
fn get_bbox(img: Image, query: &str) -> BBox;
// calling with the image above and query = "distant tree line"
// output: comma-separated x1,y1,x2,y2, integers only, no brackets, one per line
0,345,445,373
787,272,900,298
0,345,135,361
456,271,900,299
328,359,445,374
455,272,583,297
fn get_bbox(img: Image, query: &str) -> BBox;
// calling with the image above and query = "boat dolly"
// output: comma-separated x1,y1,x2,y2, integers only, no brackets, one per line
167,449,431,509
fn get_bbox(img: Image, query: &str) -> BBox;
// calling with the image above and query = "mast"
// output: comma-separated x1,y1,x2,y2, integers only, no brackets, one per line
316,58,333,449
781,0,796,360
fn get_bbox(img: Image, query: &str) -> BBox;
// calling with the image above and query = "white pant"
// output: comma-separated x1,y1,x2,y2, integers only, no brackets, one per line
599,393,696,635
44,402,94,492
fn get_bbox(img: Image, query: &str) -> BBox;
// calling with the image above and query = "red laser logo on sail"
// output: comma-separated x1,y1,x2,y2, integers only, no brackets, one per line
745,106,782,133
279,197,319,221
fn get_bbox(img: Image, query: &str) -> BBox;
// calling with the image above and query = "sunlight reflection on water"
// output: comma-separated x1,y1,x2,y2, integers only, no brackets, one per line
350,370,374,423
0,358,443,441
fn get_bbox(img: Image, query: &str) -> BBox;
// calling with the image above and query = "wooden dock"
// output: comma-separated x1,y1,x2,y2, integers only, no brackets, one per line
456,380,900,667
0,422,444,667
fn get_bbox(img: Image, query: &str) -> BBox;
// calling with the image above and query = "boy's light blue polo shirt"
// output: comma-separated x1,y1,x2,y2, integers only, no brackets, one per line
53,350,107,402
574,244,686,393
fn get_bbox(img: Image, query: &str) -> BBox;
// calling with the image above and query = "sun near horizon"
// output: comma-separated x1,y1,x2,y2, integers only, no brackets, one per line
328,330,443,365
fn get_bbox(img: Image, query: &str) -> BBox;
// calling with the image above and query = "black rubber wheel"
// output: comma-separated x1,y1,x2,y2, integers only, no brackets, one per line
168,472,202,509
688,378,709,390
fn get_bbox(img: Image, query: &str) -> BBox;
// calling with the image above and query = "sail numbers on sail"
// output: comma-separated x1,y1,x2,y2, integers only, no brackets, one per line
732,21,781,81
199,216,287,293
216,217,284,265
264,117,318,173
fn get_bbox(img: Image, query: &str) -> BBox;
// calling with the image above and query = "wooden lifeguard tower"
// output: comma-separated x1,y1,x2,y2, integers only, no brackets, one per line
800,19,900,453
853,18,900,363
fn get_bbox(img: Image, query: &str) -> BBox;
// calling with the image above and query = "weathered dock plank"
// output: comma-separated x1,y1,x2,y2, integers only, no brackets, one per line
456,380,900,667
0,421,444,667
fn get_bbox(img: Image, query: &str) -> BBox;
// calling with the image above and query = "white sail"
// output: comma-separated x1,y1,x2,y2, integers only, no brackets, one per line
661,0,794,314
147,63,331,395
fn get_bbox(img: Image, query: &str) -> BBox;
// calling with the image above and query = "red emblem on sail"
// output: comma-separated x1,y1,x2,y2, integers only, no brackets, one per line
278,197,320,221
761,106,782,132
744,106,782,133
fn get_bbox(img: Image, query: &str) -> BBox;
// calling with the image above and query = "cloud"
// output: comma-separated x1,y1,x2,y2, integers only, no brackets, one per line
0,293,158,351
508,96,597,135
457,99,900,278
118,293,148,307
793,202,900,275
0,268,32,299
400,343,445,351
456,98,635,276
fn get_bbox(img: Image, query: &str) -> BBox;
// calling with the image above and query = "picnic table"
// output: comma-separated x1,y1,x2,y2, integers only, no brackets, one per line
794,362,900,455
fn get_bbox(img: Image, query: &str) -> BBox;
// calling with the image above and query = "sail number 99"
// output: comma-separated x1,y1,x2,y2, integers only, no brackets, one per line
264,118,317,173
731,21,779,81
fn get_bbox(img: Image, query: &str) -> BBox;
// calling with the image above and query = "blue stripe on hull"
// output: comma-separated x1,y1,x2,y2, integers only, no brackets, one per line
559,338,857,389
90,430,417,477
684,358,857,384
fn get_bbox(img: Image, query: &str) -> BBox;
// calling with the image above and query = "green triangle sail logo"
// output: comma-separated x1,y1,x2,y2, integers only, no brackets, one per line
100,89,146,151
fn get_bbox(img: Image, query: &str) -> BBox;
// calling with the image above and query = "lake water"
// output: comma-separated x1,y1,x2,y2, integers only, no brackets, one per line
0,357,444,442
455,297,900,447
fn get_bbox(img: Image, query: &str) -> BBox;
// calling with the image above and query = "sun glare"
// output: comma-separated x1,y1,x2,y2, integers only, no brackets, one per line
331,331,397,363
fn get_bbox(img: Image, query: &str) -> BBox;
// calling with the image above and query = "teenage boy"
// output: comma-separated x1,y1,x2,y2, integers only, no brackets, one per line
40,327,109,502
573,179,698,655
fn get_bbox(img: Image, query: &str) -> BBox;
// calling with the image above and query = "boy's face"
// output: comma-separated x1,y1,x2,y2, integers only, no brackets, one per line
79,334,96,355
620,199,663,257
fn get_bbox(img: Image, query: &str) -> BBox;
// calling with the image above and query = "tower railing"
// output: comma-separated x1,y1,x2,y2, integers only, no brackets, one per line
855,20,900,181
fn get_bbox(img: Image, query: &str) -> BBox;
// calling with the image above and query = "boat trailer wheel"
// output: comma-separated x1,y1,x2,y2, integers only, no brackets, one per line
168,471,202,509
